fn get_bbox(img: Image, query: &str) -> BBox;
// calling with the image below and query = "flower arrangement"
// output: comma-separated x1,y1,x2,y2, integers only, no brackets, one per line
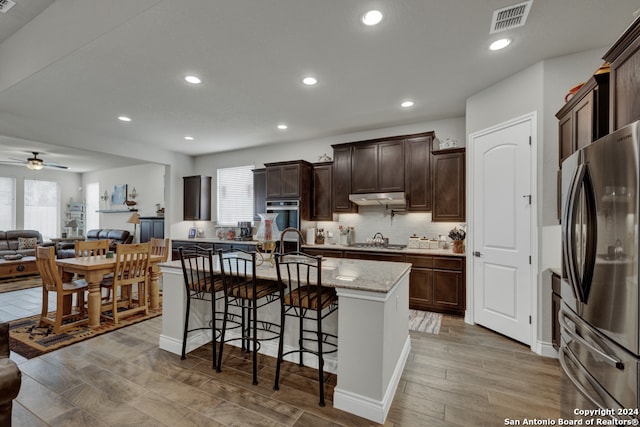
448,225,466,241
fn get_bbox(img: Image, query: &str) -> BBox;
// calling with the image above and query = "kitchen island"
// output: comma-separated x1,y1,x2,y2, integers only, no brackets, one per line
159,256,411,424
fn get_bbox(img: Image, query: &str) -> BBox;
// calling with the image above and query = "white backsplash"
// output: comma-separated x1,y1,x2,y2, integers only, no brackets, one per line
305,205,465,246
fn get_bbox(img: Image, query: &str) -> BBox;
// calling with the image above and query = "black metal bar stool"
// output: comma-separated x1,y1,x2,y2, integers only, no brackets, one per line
179,245,224,368
273,251,338,406
217,248,282,385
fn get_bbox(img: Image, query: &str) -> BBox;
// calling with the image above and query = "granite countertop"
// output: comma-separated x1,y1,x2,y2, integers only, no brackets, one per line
160,256,411,294
302,243,466,257
171,237,260,245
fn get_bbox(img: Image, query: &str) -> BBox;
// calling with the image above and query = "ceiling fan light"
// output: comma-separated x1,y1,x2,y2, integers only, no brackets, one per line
27,159,44,170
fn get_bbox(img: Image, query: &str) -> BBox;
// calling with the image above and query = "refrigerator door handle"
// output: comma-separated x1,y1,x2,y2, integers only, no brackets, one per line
559,309,624,370
562,163,583,301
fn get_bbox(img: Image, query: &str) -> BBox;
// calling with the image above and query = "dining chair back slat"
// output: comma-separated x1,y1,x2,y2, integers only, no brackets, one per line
75,240,109,258
150,238,170,262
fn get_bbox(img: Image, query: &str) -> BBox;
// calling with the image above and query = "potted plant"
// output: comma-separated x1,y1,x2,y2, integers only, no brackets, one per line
448,225,466,254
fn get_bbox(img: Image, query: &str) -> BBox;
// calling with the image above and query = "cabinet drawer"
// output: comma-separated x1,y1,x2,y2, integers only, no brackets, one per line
304,248,344,258
343,251,404,262
405,255,433,268
433,256,464,271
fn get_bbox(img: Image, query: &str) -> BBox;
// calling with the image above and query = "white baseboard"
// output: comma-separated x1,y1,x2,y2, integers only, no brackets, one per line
333,335,411,424
535,340,559,358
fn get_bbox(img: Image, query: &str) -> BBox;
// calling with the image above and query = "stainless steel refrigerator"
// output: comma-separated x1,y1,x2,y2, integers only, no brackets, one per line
560,120,639,421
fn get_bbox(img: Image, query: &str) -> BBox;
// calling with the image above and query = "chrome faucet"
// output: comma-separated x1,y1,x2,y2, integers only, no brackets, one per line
372,232,385,246
279,227,306,254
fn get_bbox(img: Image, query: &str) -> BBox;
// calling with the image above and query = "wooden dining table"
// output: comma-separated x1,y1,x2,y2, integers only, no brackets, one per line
56,253,165,328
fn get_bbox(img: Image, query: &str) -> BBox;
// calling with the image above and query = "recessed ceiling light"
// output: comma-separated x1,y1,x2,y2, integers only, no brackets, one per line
118,116,132,122
401,100,415,108
184,75,202,84
184,136,194,141
362,10,383,26
277,124,288,130
489,38,511,51
302,76,318,86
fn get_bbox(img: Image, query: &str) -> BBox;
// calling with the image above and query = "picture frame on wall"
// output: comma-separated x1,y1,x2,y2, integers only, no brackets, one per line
188,227,197,239
112,184,127,205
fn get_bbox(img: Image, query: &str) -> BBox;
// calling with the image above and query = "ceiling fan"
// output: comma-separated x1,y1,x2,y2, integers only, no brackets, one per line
0,152,69,170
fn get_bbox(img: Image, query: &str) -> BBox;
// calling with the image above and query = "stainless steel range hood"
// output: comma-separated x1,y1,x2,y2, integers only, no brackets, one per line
348,192,406,206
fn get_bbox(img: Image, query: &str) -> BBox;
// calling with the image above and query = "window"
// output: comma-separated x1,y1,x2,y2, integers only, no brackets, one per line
217,165,254,225
0,177,16,230
24,179,59,240
86,182,99,231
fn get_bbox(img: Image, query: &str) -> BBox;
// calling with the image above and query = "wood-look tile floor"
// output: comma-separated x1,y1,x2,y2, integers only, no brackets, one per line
10,315,561,426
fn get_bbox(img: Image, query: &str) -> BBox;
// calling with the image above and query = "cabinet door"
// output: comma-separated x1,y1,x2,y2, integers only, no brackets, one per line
312,163,333,221
351,143,378,193
405,136,432,211
253,168,266,220
432,149,465,222
281,164,301,197
378,140,404,192
574,93,594,150
432,269,464,312
558,113,574,166
183,176,211,220
332,146,357,212
151,219,164,239
140,220,152,243
409,268,433,310
266,167,283,198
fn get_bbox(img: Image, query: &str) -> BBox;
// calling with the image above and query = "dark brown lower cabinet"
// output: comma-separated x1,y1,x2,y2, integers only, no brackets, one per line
302,247,465,316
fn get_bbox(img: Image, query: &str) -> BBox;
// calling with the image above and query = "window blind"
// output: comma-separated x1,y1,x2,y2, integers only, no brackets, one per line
0,177,15,230
217,165,254,225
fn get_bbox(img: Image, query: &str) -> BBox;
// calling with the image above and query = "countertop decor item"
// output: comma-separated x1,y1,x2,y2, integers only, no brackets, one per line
448,225,466,254
255,213,281,266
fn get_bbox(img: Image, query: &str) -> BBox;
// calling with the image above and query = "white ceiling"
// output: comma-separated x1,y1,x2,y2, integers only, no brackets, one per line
0,0,638,172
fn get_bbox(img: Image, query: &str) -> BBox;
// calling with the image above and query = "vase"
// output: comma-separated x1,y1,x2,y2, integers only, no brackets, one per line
255,213,281,243
452,240,465,254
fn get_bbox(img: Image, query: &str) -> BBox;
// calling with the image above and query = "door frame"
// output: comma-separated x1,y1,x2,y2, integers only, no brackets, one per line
466,111,539,352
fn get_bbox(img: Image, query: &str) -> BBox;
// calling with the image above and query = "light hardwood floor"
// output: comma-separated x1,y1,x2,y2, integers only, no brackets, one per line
10,315,561,426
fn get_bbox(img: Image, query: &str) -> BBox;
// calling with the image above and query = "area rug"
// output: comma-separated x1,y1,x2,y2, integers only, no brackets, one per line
9,306,162,359
409,309,442,334
0,275,41,293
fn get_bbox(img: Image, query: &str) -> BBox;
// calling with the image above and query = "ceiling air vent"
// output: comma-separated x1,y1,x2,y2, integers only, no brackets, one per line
490,1,532,33
0,0,16,14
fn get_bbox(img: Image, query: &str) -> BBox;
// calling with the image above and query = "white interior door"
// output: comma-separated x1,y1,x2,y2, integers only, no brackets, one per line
472,118,532,345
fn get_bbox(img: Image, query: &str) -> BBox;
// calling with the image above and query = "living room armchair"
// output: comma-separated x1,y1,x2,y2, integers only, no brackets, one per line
0,322,21,427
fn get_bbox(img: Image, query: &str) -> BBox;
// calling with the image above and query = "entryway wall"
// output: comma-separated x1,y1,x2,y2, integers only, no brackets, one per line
465,47,607,355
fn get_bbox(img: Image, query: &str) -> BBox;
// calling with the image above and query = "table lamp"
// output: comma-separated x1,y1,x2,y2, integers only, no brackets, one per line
127,212,141,242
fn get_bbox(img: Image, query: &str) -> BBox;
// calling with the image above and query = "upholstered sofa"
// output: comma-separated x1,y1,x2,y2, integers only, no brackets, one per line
56,229,133,259
0,322,21,426
0,230,52,258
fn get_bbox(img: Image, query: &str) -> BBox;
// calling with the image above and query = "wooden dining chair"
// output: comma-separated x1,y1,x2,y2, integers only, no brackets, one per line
74,239,109,257
273,251,338,406
101,242,151,324
150,238,170,262
75,239,112,301
35,246,89,333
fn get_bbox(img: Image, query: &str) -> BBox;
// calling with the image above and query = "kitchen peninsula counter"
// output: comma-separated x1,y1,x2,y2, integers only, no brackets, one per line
159,256,411,424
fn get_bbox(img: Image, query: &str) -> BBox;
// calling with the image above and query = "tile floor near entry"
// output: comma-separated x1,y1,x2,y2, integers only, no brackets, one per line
0,287,56,323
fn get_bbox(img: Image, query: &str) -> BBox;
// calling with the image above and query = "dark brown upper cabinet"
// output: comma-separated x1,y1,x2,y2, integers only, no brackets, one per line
432,148,465,222
555,73,609,167
351,139,404,193
183,175,211,221
265,160,311,199
405,134,434,211
604,16,640,132
252,168,266,220
331,145,358,213
311,162,333,221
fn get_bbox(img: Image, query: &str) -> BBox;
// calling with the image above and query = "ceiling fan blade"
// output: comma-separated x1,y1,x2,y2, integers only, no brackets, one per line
7,157,27,163
0,160,26,165
43,163,69,170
